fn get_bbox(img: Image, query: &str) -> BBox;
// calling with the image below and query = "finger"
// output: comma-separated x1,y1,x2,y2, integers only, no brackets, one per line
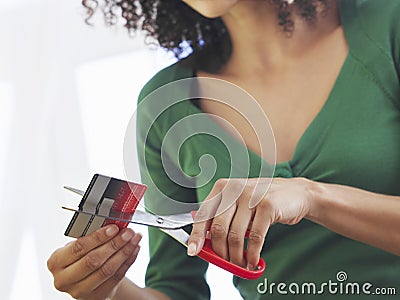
210,202,236,260
67,234,142,299
209,178,247,260
113,244,141,283
227,199,253,267
246,205,271,270
48,225,120,272
57,228,136,286
188,179,225,256
90,244,141,300
67,236,141,300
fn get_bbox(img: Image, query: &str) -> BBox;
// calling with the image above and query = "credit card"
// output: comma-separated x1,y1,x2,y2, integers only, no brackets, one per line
64,174,147,238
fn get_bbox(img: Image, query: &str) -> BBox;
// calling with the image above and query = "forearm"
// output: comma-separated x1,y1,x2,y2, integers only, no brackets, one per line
112,278,170,300
308,181,400,256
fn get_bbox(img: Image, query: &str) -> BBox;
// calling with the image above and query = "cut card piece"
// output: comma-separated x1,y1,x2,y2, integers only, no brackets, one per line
64,174,147,238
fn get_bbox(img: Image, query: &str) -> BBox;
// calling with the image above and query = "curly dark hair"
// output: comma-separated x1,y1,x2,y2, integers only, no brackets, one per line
82,0,330,73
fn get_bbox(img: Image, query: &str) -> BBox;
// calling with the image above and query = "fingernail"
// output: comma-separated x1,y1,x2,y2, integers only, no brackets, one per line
187,243,197,256
247,263,254,270
105,225,119,237
121,230,134,242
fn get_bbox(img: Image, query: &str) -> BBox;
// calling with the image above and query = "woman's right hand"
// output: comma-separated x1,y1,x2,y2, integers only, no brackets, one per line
47,225,142,300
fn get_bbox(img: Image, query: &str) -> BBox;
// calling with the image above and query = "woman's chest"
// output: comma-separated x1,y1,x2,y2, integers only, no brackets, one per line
197,74,341,164
175,76,400,199
185,100,400,202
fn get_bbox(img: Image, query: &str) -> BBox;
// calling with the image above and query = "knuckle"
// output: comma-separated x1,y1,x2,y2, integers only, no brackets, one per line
110,238,120,252
53,278,68,292
47,255,57,272
194,209,209,222
121,244,134,256
98,263,115,279
228,230,242,246
69,288,85,300
210,223,227,239
84,253,101,271
215,178,228,189
71,239,85,257
93,229,104,243
248,230,264,244
242,183,254,195
257,200,272,211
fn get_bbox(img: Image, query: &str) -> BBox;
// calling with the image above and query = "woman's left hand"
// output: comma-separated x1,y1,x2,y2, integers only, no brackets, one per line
187,177,316,270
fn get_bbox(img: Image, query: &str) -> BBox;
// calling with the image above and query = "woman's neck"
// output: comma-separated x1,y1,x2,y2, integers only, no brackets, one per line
220,0,341,77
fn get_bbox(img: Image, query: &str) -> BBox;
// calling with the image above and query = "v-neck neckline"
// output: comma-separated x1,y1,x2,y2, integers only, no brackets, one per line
274,0,354,169
184,0,355,175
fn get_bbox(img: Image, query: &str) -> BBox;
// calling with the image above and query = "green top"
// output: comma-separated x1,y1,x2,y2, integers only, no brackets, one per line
136,0,400,299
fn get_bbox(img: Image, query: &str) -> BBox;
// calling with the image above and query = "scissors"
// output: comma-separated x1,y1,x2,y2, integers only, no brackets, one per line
63,180,266,280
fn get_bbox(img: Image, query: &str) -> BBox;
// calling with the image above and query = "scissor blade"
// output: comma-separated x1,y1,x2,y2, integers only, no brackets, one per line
132,210,192,229
152,211,194,226
160,228,189,247
64,186,85,196
62,207,188,230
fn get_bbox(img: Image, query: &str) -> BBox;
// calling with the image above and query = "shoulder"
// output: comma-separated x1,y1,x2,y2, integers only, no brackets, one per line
355,0,400,17
341,0,400,107
138,59,194,104
136,58,196,141
354,0,400,81
351,0,400,43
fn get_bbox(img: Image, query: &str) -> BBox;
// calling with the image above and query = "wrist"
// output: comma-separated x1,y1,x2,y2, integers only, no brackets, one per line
305,179,328,223
108,278,126,300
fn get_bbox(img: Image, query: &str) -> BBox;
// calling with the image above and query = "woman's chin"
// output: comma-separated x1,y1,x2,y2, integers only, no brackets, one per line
182,0,239,18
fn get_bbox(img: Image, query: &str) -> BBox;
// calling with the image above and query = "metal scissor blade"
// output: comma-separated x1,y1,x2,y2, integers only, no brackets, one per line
62,206,189,230
160,228,190,247
131,210,193,229
64,186,85,196
152,211,194,226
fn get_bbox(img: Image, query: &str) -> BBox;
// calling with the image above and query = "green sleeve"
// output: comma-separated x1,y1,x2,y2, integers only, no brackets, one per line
334,0,400,111
394,3,400,81
136,64,211,300
355,0,400,48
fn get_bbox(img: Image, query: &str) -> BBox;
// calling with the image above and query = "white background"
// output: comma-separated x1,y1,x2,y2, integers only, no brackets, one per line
0,0,242,299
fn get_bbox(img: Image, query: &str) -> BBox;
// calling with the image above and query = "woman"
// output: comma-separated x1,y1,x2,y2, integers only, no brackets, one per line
48,0,400,299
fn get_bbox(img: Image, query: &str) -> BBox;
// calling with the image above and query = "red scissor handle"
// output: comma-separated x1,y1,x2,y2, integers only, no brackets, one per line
191,211,266,279
197,235,266,280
